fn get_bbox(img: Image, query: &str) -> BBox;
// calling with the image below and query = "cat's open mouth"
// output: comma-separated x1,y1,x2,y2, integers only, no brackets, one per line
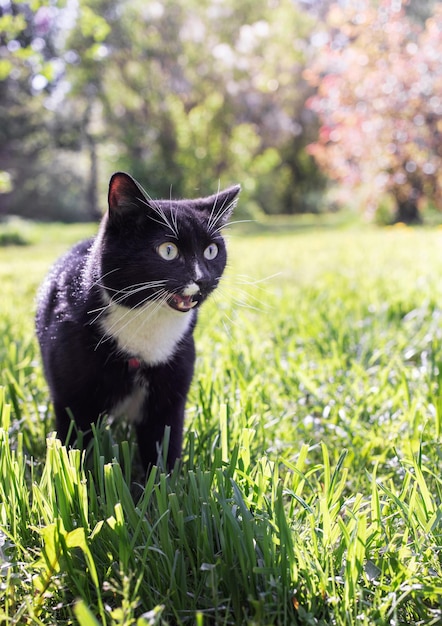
167,293,199,312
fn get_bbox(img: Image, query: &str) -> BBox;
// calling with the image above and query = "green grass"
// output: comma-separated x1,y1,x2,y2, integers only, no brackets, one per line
0,220,441,625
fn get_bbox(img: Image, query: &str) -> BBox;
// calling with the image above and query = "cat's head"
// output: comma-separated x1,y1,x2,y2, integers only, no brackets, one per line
98,172,240,313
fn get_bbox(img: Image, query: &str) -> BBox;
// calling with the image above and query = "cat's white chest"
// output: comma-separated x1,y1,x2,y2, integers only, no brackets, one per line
101,299,194,365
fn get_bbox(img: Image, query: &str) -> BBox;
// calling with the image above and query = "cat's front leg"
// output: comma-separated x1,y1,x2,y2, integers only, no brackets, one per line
135,394,186,471
136,342,195,471
53,389,105,447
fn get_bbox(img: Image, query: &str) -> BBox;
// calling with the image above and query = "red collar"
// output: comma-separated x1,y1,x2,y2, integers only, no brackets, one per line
128,357,141,370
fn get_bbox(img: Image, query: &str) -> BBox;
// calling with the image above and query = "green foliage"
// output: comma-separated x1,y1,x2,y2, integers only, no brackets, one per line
0,217,31,246
306,1,442,223
1,0,324,220
0,222,442,624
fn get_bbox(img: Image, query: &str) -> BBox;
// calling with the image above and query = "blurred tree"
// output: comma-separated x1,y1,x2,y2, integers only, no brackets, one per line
405,0,438,25
2,0,326,220
63,0,323,215
58,0,112,219
305,0,442,223
0,0,96,220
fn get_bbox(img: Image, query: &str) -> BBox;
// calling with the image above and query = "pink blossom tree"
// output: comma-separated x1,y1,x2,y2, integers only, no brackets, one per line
305,1,442,223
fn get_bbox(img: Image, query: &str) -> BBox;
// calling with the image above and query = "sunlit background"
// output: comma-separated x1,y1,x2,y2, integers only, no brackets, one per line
1,0,440,224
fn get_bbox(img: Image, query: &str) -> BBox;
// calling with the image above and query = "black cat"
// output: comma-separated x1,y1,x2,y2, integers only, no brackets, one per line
36,172,240,470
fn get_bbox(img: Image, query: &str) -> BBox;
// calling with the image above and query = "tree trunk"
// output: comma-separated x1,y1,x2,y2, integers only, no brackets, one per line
86,133,101,221
394,198,422,224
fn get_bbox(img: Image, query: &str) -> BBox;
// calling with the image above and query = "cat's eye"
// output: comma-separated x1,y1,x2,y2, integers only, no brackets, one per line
157,242,179,260
204,243,218,260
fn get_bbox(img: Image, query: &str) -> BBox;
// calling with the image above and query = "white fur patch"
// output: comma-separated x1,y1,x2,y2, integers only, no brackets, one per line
194,262,204,281
101,299,195,365
112,382,147,424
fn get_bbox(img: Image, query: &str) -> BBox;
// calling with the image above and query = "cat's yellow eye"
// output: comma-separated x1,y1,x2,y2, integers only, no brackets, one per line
204,243,218,260
157,242,179,260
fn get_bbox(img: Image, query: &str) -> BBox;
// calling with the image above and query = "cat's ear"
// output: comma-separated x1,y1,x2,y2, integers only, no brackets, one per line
108,172,149,218
202,184,241,231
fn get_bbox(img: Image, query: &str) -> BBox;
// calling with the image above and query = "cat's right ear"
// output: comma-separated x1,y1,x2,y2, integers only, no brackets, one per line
108,172,148,219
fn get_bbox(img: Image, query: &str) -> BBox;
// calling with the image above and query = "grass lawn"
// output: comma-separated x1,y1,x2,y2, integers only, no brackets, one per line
0,219,441,625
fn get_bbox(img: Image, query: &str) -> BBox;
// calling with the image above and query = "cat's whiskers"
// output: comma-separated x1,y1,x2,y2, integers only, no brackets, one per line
144,212,179,239
209,219,253,235
207,182,222,234
232,293,267,312
88,278,167,304
210,272,276,316
94,288,170,351
202,269,274,338
92,280,167,301
107,286,168,323
207,197,238,236
90,267,121,289
98,281,195,358
127,176,179,238
216,284,271,313
108,282,188,343
169,187,179,237
110,280,168,303
236,272,282,285
88,280,168,324
137,195,179,240
170,207,179,238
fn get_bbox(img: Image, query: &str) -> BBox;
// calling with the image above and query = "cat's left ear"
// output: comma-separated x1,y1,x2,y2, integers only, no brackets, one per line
108,172,149,219
201,184,241,230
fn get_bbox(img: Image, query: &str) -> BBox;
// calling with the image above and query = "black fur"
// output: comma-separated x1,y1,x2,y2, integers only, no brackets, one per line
36,172,240,470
